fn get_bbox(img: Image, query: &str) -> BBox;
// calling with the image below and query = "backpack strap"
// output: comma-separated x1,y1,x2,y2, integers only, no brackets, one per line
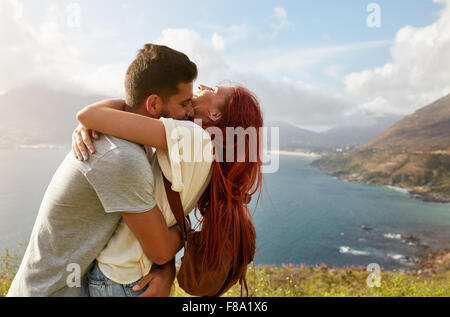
162,173,188,250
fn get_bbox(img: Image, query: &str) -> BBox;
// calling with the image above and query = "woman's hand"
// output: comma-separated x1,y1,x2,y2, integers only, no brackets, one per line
72,124,100,161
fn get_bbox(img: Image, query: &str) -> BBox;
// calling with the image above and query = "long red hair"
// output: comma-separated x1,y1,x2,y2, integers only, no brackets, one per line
197,86,264,276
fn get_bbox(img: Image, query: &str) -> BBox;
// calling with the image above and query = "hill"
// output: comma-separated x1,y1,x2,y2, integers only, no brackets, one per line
360,94,450,153
311,94,450,203
0,84,402,152
265,118,400,153
0,84,109,148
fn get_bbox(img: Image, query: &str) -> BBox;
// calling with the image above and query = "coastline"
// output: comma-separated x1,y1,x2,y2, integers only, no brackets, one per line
268,150,322,158
327,170,450,204
0,144,70,150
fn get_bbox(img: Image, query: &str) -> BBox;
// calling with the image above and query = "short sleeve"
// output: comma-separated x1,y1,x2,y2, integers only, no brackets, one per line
156,118,213,193
85,147,157,213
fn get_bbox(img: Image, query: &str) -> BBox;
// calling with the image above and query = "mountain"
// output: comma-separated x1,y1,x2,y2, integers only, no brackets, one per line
265,120,330,152
311,94,450,203
359,94,450,153
320,117,402,149
0,84,401,152
265,118,401,153
0,84,109,148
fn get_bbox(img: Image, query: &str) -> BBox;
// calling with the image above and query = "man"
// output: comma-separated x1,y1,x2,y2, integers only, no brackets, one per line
7,44,196,296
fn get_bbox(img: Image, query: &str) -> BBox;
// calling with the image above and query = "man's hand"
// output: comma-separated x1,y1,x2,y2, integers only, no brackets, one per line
133,258,176,297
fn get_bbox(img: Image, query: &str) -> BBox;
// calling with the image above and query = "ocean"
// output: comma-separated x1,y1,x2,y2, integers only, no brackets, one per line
0,149,449,271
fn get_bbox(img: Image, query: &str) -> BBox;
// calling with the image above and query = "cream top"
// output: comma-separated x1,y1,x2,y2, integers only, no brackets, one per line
96,118,214,284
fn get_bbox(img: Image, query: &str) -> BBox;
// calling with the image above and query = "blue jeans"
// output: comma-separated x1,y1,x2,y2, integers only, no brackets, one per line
87,261,148,297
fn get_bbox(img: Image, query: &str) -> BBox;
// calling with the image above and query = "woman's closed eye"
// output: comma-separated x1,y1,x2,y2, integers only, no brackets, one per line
198,85,213,93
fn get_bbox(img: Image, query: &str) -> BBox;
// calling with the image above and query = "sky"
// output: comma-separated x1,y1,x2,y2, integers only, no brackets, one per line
1,0,450,132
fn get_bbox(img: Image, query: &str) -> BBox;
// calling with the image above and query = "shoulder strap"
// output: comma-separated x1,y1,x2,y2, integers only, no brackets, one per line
162,173,188,249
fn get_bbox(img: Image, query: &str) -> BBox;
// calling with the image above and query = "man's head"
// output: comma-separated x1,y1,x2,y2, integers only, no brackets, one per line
124,44,197,120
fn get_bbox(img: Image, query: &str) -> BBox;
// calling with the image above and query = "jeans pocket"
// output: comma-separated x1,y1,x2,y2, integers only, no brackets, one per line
123,281,147,297
88,262,107,282
88,280,108,297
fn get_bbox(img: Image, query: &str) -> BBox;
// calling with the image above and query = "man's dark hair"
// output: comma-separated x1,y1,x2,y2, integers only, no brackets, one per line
124,44,198,108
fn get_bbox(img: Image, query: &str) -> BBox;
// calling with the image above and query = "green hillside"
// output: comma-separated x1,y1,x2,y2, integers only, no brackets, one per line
311,95,450,203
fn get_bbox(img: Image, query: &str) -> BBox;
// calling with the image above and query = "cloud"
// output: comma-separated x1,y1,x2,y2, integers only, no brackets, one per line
0,0,126,96
211,33,226,51
153,28,372,129
224,24,249,42
271,6,292,39
0,0,39,91
193,22,250,47
244,76,366,128
0,1,402,132
344,0,450,118
232,39,391,75
121,2,131,10
155,28,230,85
325,64,343,79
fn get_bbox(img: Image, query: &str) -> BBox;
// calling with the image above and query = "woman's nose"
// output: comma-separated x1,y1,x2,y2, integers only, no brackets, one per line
198,84,213,91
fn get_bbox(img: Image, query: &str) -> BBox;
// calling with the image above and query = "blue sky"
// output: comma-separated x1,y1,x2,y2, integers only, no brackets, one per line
21,0,443,79
2,0,450,131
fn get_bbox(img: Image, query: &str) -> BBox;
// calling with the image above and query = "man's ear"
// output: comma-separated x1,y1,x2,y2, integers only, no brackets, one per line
208,111,222,122
145,95,162,117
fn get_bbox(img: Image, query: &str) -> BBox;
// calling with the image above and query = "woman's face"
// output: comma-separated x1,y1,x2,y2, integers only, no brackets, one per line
190,85,235,123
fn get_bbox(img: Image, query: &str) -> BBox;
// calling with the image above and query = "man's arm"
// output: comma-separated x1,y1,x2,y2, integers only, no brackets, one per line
133,258,176,297
121,204,184,266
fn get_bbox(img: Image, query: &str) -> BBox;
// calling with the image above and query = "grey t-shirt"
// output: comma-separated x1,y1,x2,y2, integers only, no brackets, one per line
7,135,156,297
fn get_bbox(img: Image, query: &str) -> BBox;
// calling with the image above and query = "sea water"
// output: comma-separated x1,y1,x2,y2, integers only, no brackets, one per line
0,149,449,270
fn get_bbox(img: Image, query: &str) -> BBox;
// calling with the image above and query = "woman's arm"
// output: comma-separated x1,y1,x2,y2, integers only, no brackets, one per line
76,99,168,150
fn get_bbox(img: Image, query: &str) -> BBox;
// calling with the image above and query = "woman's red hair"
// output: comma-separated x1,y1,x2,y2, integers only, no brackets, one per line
197,86,264,278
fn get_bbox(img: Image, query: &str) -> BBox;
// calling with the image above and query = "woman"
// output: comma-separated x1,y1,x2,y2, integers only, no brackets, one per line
73,84,263,297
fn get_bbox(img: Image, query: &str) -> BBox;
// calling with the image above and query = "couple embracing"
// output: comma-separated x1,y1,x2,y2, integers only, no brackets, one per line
7,44,263,297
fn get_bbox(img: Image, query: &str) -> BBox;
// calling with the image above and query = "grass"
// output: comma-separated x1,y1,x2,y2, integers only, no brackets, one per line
173,264,449,297
0,247,24,297
2,248,448,297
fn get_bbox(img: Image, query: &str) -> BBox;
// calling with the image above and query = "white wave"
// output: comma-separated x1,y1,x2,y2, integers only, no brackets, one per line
387,253,404,261
384,185,410,195
383,233,402,240
387,253,417,266
339,246,370,256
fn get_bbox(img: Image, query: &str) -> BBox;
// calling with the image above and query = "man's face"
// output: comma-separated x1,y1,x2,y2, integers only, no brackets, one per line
159,82,194,120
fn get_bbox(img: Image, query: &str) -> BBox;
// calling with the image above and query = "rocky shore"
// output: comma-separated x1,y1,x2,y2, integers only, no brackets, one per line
328,170,450,204
418,248,450,275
